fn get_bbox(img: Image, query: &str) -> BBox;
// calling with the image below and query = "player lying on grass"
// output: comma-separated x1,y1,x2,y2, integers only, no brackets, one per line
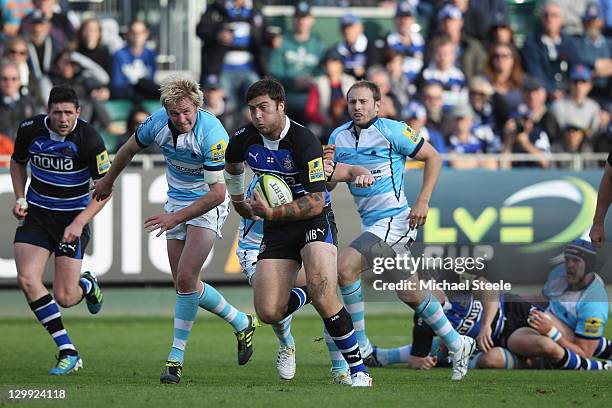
93,76,258,384
373,240,612,370
236,156,374,382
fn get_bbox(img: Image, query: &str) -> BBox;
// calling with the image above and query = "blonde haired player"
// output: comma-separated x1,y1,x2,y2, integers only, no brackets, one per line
93,75,258,383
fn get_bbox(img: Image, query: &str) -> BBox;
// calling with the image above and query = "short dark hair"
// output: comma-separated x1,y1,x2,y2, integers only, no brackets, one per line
245,78,286,105
347,80,382,102
48,84,79,109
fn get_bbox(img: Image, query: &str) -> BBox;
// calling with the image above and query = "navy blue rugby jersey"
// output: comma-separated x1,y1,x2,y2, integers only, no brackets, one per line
11,114,110,211
226,118,330,206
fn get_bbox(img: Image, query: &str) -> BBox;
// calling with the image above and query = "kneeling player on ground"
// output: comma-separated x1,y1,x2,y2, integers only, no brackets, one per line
11,85,110,375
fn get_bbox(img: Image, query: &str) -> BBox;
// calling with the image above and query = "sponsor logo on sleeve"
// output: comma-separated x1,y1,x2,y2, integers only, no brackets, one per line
211,139,228,162
96,151,110,174
403,125,421,144
584,317,603,335
308,158,324,182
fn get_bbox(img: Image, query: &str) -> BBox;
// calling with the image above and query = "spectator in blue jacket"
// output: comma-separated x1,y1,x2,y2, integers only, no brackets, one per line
111,20,158,100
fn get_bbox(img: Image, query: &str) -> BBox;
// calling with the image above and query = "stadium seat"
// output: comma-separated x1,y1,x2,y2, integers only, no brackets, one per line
104,100,133,122
506,0,544,47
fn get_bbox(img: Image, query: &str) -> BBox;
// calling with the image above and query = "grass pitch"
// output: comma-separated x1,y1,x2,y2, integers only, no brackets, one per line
0,289,611,408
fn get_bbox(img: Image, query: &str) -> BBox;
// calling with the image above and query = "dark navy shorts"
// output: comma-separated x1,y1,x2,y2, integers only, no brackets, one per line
258,204,338,264
14,205,90,259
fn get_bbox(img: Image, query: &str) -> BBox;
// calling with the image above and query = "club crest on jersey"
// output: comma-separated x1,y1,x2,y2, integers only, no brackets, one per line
63,147,73,156
403,125,421,144
211,139,227,162
283,156,294,170
96,151,110,174
308,158,324,182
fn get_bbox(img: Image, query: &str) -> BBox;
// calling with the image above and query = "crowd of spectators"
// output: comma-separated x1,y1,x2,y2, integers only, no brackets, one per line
1,0,611,169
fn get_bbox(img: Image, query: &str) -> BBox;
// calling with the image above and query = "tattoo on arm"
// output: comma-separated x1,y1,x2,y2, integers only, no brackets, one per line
271,191,324,220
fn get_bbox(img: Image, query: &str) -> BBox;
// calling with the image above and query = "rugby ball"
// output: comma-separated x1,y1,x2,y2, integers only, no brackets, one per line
254,174,293,207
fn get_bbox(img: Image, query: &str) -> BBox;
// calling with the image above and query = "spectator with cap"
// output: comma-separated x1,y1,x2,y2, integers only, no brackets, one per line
551,64,603,138
502,78,555,168
482,43,525,121
377,1,424,97
23,8,64,81
402,100,448,158
570,1,612,103
430,3,486,81
111,19,159,100
420,35,467,111
521,1,576,99
19,0,74,45
551,121,597,168
0,60,42,140
267,1,326,124
447,101,500,169
332,13,379,79
196,0,268,115
305,48,355,143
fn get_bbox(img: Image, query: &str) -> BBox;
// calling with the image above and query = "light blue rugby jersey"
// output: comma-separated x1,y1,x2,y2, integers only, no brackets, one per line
328,117,424,226
237,177,263,252
135,108,229,203
543,265,609,338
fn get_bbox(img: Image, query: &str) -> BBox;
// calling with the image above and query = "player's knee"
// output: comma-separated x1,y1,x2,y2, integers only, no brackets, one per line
17,274,41,295
175,273,198,293
534,337,559,358
255,304,284,324
337,264,358,287
477,349,506,369
53,291,73,308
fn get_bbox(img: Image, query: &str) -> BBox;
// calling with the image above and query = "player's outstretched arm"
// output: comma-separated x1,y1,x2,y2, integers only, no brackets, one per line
170,179,226,224
92,134,143,201
252,190,325,221
328,162,374,188
410,141,442,229
590,161,612,246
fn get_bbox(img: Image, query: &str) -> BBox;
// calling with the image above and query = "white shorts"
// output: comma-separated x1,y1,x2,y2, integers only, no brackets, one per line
360,213,417,255
237,248,258,285
164,198,229,241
